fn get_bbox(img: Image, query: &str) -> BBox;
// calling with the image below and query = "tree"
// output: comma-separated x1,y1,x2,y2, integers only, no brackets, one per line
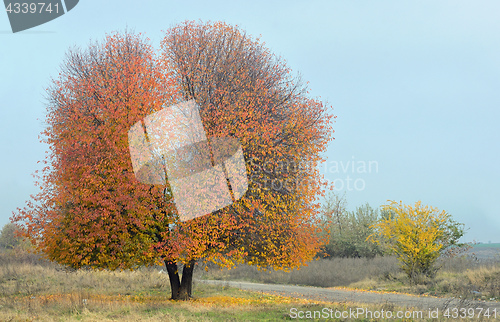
0,223,28,251
12,22,334,300
368,200,467,283
159,20,334,298
320,193,382,258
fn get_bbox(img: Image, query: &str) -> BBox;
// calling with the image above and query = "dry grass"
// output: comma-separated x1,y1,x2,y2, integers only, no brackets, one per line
0,250,176,321
1,248,499,321
0,252,170,298
348,256,500,301
197,256,401,287
198,254,500,301
0,250,431,321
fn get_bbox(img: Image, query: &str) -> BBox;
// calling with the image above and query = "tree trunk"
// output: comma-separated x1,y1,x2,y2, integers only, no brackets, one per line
164,259,196,300
178,259,196,300
165,260,180,299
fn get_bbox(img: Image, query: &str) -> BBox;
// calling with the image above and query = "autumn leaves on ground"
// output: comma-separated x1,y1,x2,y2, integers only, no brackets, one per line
1,246,500,321
4,20,500,321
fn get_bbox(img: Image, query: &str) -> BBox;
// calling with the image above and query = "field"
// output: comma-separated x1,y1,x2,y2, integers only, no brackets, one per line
198,250,500,301
0,252,412,321
1,247,499,321
468,244,500,261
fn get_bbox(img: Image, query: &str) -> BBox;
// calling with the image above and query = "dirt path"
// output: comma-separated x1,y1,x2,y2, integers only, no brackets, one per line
197,279,500,311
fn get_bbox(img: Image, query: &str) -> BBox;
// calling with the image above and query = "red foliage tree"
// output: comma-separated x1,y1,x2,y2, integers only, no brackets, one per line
12,22,335,300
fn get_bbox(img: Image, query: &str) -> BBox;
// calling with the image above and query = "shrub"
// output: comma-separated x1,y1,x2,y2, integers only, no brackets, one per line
368,200,467,283
320,193,383,258
0,222,29,251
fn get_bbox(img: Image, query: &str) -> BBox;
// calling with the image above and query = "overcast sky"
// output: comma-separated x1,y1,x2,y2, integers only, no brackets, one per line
1,1,499,242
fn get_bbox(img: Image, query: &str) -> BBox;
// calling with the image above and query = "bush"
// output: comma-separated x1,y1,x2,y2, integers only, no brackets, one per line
368,200,467,284
0,222,29,251
320,193,383,258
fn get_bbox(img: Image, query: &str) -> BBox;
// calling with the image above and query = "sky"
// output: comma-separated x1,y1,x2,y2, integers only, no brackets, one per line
1,1,499,243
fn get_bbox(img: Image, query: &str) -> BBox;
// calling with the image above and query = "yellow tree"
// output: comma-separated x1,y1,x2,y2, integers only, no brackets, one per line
368,201,466,282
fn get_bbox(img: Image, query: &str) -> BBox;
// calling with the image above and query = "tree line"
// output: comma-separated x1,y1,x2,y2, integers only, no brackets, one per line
319,192,468,284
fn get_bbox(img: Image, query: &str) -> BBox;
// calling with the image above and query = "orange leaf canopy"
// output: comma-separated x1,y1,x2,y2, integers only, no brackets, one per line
13,22,335,271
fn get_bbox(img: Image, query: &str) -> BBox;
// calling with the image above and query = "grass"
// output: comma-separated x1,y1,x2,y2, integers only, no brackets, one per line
349,259,500,300
198,254,500,302
197,256,401,287
0,250,426,321
1,249,499,321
